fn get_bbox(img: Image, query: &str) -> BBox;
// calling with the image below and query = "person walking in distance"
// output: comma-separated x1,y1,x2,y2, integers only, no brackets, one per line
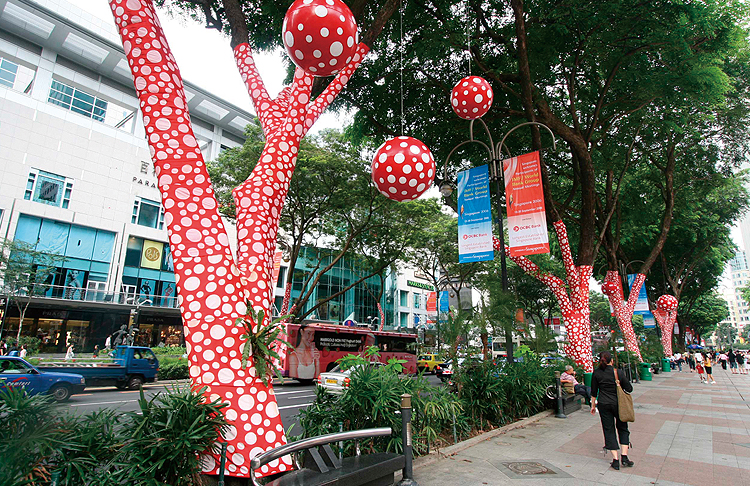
590,351,634,471
704,354,716,384
737,350,746,375
728,349,737,374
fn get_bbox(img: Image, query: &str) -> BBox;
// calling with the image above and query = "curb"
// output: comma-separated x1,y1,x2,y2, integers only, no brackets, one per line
412,409,554,470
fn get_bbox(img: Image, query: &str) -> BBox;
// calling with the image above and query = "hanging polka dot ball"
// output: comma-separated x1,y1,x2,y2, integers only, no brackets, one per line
657,294,678,312
601,280,619,296
451,76,493,119
372,136,436,201
282,0,358,77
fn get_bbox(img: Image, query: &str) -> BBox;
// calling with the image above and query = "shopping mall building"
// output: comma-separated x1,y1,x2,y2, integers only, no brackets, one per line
0,0,253,351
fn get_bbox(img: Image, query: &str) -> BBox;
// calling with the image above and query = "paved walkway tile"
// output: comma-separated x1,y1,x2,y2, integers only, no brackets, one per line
413,366,750,485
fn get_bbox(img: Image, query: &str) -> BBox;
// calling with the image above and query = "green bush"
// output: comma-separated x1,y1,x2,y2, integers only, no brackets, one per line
159,359,189,380
297,352,464,455
452,354,557,430
151,345,186,356
455,359,506,429
0,388,59,485
0,385,228,485
5,336,42,356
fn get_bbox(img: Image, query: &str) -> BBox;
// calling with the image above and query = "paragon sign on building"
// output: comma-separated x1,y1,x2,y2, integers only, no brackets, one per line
407,280,434,291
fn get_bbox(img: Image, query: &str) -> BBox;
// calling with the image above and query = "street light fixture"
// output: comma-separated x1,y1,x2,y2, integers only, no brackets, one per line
441,119,557,293
441,119,556,360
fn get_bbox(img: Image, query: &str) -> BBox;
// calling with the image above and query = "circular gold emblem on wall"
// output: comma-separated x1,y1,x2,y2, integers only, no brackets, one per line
145,247,161,262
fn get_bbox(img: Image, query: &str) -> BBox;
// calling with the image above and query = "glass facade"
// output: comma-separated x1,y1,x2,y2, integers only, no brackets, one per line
132,198,164,229
122,236,176,308
48,79,107,122
24,170,73,208
288,247,395,327
12,215,115,300
0,56,35,93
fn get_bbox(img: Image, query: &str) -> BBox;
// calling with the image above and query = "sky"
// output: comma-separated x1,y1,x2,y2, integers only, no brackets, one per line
69,0,346,133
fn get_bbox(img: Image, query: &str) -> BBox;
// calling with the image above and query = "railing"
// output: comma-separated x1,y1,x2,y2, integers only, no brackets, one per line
10,283,179,309
249,427,392,485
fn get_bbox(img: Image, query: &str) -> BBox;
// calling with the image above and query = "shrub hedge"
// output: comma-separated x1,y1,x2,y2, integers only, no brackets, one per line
0,385,227,485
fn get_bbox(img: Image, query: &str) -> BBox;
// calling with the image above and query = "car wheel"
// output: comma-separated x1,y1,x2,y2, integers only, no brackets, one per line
127,376,144,390
50,384,71,402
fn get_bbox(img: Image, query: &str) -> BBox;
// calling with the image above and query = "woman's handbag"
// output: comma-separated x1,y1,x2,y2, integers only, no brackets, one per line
614,367,635,422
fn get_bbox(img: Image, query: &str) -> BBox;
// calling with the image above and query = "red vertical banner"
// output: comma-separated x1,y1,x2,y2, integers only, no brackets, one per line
426,292,437,312
271,251,283,288
503,151,550,256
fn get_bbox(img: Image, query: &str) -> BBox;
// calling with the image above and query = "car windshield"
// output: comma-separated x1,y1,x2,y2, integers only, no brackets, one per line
0,359,32,374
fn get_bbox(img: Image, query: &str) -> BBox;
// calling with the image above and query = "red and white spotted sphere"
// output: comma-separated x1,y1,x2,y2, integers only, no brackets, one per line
450,76,494,119
372,136,436,201
657,294,678,312
282,0,358,77
601,280,619,296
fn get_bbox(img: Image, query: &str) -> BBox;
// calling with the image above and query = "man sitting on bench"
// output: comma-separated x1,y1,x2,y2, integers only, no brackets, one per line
560,365,591,405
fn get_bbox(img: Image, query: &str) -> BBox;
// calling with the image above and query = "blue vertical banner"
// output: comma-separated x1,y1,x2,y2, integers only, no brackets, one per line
642,311,656,329
627,274,650,314
457,165,494,263
439,290,450,312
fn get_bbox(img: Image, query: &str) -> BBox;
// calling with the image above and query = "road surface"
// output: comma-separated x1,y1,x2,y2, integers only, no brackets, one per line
54,379,317,431
53,374,443,430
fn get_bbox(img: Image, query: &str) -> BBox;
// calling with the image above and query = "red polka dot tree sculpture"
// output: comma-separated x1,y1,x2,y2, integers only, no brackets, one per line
601,271,645,361
654,294,679,356
107,0,398,480
493,221,595,373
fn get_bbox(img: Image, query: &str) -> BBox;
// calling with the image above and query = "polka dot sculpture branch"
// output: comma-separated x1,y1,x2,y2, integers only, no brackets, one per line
493,220,594,372
654,295,679,357
601,271,644,361
108,0,370,479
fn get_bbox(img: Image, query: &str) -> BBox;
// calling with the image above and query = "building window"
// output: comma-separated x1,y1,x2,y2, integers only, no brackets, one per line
48,79,107,122
400,312,409,327
0,57,17,88
414,293,421,309
132,198,164,229
23,170,73,208
276,266,287,288
0,56,34,93
400,290,408,307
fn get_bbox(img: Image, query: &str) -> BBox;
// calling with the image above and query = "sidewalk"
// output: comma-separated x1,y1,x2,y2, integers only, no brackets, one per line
412,366,750,485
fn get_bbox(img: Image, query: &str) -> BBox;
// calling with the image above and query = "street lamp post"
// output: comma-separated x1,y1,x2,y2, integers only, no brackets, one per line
440,120,556,361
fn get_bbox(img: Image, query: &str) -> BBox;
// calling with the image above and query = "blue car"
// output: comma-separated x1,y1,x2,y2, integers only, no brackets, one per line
0,356,86,402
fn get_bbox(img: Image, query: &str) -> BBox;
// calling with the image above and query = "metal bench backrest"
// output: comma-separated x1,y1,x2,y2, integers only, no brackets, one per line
250,427,392,485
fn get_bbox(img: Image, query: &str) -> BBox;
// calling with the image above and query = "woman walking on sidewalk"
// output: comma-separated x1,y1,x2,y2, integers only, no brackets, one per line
704,354,716,384
590,351,634,471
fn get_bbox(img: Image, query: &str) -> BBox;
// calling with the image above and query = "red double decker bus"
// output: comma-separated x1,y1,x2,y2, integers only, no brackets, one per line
283,323,418,383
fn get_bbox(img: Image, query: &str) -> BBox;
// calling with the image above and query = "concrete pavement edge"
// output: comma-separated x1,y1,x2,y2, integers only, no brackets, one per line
412,409,554,470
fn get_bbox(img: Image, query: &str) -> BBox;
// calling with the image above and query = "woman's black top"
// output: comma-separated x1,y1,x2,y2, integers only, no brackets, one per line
591,365,633,406
738,353,745,365
728,351,736,363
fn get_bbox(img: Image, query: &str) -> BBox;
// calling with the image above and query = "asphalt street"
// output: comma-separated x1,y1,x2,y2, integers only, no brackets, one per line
53,374,443,431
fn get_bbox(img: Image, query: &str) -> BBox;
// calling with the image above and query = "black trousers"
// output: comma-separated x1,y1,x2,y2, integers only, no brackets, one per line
598,402,630,450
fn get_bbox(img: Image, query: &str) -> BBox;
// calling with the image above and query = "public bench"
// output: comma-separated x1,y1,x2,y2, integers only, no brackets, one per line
250,427,404,486
560,389,583,415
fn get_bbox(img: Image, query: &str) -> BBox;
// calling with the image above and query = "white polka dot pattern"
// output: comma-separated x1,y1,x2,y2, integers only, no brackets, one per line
372,136,436,201
657,294,678,312
654,295,678,357
653,306,677,357
108,0,370,480
602,271,645,361
493,220,594,372
450,76,493,120
282,0,358,76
